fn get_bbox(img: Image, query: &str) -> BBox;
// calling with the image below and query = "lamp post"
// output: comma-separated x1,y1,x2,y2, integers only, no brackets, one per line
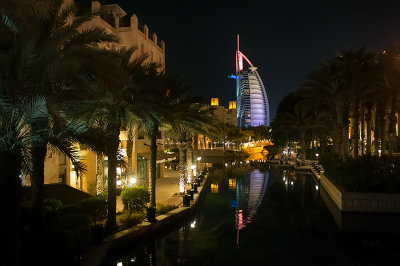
128,173,137,187
315,153,319,161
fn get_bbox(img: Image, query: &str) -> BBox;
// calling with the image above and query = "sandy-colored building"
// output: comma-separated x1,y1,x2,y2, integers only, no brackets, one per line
23,1,168,195
209,98,237,127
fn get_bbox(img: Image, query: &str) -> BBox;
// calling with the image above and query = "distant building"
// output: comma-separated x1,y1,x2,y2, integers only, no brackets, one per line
230,35,270,127
208,98,237,126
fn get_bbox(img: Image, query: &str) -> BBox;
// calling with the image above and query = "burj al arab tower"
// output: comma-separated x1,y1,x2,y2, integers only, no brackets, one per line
230,35,270,127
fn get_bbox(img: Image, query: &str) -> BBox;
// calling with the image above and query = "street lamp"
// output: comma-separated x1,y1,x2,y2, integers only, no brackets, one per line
316,153,319,160
128,173,137,187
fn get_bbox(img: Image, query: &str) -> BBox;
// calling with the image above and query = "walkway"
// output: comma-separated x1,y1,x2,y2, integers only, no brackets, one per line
117,169,188,211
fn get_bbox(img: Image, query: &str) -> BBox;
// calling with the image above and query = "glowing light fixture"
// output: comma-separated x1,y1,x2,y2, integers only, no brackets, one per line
211,183,219,193
190,220,196,228
116,180,122,186
229,178,236,190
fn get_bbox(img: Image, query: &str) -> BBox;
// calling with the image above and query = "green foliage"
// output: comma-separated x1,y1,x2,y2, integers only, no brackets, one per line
156,203,177,215
119,211,146,227
44,198,63,226
121,186,150,213
50,213,91,254
80,195,107,225
320,153,400,193
44,198,63,212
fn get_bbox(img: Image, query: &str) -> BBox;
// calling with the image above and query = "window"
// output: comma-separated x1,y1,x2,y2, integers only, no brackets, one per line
137,156,147,179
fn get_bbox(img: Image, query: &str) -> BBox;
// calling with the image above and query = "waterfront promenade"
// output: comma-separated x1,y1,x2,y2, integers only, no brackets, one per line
116,169,186,212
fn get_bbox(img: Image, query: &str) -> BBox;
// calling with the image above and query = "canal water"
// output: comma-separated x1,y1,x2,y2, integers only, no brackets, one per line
103,163,400,265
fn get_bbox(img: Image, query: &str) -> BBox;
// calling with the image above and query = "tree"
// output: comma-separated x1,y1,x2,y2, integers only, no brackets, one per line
0,0,119,229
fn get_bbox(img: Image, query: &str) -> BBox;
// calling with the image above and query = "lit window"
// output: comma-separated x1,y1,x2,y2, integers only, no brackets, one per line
211,183,219,193
229,178,236,190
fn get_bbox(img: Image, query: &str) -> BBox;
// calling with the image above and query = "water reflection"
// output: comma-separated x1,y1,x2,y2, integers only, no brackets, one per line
234,169,268,249
103,164,400,266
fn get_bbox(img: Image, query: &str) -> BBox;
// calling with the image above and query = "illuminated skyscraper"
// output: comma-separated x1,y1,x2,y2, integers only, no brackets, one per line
230,35,270,127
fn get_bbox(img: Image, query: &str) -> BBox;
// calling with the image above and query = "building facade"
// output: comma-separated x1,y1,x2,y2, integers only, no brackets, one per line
23,1,167,195
231,35,270,128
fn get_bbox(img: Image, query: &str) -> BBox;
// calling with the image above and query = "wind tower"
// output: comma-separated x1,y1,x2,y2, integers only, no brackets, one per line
230,35,270,127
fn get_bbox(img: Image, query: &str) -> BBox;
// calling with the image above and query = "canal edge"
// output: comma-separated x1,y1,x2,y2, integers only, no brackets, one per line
82,174,210,266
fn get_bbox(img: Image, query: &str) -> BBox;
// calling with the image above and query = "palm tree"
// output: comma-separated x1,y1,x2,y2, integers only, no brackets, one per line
166,101,221,194
71,46,158,228
0,0,120,229
0,95,46,265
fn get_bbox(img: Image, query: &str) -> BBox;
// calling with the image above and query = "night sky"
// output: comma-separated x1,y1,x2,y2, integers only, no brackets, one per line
109,0,400,120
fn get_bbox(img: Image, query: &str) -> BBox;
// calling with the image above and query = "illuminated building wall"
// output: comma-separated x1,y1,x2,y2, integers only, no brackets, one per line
232,35,270,127
30,1,166,195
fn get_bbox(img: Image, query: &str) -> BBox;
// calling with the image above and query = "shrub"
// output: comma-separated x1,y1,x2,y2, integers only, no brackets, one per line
156,203,177,215
44,198,63,226
119,211,146,227
121,186,150,213
80,195,107,225
320,153,400,193
47,213,91,256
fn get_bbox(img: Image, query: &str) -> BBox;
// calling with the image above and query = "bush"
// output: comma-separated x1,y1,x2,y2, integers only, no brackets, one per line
46,213,91,257
320,153,400,193
119,211,146,227
156,203,177,215
44,198,63,226
80,195,107,225
121,186,150,213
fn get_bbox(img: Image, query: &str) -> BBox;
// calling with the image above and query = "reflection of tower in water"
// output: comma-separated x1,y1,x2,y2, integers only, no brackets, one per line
234,169,269,249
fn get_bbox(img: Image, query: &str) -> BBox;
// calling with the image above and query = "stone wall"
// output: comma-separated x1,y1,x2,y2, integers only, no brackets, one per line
320,173,400,213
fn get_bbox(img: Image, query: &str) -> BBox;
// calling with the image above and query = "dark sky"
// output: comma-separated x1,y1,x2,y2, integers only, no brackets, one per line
109,0,400,120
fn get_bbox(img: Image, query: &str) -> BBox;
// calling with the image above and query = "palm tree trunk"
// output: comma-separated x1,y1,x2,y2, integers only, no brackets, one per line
149,123,158,208
366,103,373,155
178,131,187,194
360,102,365,155
0,153,22,266
342,113,350,161
375,101,385,155
301,131,306,166
186,137,193,183
127,132,133,175
106,121,120,229
178,145,186,194
388,97,397,156
31,143,47,231
96,152,104,194
351,100,360,157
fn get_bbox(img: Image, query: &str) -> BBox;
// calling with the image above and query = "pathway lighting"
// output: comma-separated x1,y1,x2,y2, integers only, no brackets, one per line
315,153,319,159
191,220,196,228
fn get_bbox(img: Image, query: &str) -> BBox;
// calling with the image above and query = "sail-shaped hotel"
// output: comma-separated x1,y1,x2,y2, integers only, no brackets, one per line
230,35,270,127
